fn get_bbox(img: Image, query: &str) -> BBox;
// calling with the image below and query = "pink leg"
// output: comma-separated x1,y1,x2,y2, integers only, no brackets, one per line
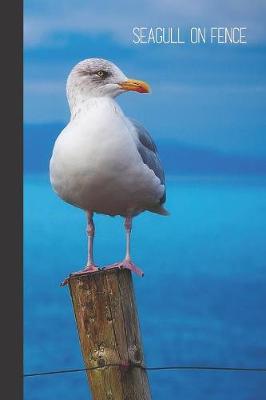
61,211,99,286
85,211,97,270
105,216,144,277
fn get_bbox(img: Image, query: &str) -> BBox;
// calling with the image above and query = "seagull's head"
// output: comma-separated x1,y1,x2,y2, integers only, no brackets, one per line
67,58,150,103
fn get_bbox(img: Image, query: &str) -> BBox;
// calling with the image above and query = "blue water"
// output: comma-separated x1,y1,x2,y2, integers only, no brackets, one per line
24,174,266,399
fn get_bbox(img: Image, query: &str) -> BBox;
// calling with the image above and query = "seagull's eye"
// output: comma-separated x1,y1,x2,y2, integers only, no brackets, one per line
96,70,108,78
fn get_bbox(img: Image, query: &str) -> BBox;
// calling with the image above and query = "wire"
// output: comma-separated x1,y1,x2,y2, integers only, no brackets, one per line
24,364,266,378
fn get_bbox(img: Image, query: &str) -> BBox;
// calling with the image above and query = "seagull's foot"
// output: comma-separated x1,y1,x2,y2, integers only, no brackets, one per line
104,259,144,277
60,264,100,286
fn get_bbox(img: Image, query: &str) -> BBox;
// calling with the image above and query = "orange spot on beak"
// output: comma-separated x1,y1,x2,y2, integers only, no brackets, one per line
119,79,150,93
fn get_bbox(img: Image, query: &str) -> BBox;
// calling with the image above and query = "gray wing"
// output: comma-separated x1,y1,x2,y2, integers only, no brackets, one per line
130,118,166,204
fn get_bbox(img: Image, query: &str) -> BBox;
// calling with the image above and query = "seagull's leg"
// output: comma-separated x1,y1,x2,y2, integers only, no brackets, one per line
122,216,144,276
105,216,144,277
84,211,98,271
61,211,99,286
124,216,133,261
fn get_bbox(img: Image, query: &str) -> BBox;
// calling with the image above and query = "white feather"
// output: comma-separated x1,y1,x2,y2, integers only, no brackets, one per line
50,97,164,216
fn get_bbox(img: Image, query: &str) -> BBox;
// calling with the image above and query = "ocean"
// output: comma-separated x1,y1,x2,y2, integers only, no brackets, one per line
24,174,266,399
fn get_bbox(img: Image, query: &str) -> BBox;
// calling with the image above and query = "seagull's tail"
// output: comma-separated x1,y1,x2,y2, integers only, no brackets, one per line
148,205,170,216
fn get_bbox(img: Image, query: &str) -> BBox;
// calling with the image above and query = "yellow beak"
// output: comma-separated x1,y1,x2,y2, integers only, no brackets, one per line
119,79,150,93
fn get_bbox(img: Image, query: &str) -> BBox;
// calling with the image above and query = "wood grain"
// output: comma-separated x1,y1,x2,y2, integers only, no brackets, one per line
68,268,152,400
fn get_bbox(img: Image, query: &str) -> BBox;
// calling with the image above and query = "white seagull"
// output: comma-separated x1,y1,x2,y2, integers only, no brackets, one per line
49,58,168,282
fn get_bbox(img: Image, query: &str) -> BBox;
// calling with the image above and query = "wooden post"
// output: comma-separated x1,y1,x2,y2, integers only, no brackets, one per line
68,268,152,400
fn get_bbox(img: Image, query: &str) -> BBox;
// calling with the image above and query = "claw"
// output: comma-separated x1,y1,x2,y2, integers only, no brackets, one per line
105,259,144,277
60,264,100,286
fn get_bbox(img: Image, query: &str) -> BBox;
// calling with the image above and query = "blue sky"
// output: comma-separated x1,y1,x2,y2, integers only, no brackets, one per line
24,0,266,157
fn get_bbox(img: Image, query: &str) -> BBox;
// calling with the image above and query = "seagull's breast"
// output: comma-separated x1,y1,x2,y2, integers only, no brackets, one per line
50,98,164,216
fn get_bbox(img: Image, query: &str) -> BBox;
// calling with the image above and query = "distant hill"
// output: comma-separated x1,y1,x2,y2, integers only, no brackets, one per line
24,123,266,176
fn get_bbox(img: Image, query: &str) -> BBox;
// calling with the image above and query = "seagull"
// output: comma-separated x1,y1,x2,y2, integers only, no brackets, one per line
49,58,168,282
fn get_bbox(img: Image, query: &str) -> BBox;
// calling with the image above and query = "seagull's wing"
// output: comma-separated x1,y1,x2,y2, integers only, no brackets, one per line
129,118,166,204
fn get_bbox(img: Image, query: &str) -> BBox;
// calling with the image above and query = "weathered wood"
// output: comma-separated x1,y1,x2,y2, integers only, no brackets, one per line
68,268,152,400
